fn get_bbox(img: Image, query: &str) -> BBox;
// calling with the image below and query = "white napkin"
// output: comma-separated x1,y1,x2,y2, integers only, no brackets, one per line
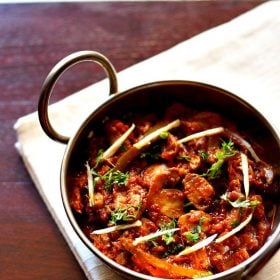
14,1,280,279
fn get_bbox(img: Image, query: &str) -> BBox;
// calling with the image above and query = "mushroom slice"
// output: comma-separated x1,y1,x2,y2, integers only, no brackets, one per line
143,164,182,206
149,189,185,219
183,173,215,210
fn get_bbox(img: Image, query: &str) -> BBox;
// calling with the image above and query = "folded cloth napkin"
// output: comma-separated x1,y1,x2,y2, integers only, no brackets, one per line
14,1,280,279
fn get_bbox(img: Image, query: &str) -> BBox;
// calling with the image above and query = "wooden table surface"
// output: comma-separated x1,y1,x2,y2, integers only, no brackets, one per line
0,1,267,279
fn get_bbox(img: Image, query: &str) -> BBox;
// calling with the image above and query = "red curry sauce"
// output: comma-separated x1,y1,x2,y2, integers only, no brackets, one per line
69,103,278,278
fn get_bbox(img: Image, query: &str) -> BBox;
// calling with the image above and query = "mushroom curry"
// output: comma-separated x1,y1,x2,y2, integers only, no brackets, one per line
69,103,278,279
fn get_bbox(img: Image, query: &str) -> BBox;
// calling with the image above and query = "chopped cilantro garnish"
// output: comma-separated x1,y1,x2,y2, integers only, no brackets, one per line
184,201,193,208
221,194,250,208
184,216,208,243
91,168,129,191
159,130,169,139
231,220,240,228
109,206,136,225
94,149,104,168
162,243,184,258
250,200,261,207
185,231,200,243
198,150,208,160
149,240,158,247
103,169,129,190
160,219,177,245
204,139,236,179
221,194,261,208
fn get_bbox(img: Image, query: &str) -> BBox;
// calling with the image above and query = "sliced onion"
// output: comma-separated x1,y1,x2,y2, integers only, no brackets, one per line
86,162,95,207
133,119,180,150
215,213,253,243
177,127,224,144
103,123,135,160
240,141,260,162
91,220,142,235
133,228,179,246
241,152,250,198
177,234,218,256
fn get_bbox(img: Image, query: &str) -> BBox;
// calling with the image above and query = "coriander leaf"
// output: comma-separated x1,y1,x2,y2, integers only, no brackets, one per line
149,240,158,247
204,159,223,179
184,202,193,208
221,139,235,155
231,220,240,228
109,206,136,225
198,216,209,225
185,231,200,243
162,243,184,258
133,228,179,246
89,166,129,191
220,193,249,208
184,216,208,243
198,150,208,161
161,219,177,245
102,169,129,191
159,131,169,139
162,232,175,245
204,139,236,179
250,200,261,207
94,149,104,168
195,216,208,233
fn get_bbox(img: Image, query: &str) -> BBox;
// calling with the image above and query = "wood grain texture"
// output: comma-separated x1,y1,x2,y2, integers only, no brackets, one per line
0,1,266,279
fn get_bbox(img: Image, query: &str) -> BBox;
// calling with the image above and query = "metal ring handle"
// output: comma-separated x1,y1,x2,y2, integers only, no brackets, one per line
38,50,118,144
